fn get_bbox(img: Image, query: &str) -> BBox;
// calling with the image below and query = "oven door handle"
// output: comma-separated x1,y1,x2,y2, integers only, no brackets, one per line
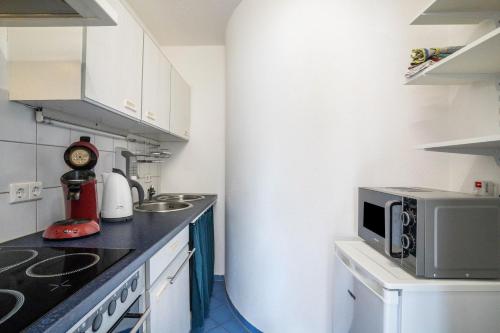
129,307,151,333
385,200,402,258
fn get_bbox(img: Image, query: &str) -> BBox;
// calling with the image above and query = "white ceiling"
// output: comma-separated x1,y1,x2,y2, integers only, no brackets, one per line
126,0,242,46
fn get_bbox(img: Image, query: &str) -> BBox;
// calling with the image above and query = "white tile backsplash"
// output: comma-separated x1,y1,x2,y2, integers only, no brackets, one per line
150,163,160,177
137,162,160,178
37,145,70,188
137,163,148,178
0,141,36,192
37,123,71,147
113,138,128,150
95,135,114,152
36,187,65,231
0,29,7,91
94,151,114,183
0,90,37,144
71,129,95,144
0,193,36,243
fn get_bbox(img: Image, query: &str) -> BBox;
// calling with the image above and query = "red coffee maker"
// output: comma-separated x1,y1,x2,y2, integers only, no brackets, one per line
43,136,101,240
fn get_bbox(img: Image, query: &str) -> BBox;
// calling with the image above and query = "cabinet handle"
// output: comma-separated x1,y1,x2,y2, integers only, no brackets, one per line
155,248,195,298
129,308,151,333
168,248,195,285
146,112,156,121
124,99,137,112
336,252,384,301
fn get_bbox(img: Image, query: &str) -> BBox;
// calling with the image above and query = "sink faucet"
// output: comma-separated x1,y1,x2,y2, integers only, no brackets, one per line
148,185,156,201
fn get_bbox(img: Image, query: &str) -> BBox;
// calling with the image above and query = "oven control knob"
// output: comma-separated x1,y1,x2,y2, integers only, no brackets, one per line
92,313,103,332
108,299,117,316
120,288,128,303
401,234,413,250
131,278,138,292
401,212,413,227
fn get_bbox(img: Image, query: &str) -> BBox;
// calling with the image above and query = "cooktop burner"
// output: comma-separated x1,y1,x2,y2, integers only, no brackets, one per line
0,290,24,325
0,249,38,274
0,247,131,333
26,253,100,278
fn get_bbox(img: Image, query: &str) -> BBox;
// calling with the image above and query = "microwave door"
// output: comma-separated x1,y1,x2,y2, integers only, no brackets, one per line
384,200,404,259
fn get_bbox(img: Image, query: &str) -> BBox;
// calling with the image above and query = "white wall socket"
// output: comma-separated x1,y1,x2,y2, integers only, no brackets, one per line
29,182,43,200
10,182,43,203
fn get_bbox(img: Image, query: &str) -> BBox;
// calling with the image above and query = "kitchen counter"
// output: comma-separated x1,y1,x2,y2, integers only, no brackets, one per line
1,195,217,333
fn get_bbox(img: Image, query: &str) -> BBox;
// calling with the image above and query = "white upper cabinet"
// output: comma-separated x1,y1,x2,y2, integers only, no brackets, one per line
142,33,171,131
85,0,143,119
170,68,191,140
7,0,190,142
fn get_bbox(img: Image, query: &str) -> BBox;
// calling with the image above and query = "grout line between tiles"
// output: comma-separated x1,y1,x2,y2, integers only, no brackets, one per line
0,139,36,146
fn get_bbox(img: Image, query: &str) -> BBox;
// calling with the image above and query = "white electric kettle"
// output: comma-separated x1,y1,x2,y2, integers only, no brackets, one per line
101,169,144,222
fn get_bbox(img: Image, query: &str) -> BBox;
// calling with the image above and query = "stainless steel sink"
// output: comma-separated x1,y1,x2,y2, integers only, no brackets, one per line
153,194,205,202
134,201,193,213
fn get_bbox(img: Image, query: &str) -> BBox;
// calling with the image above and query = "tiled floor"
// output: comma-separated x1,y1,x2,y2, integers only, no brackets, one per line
191,280,249,333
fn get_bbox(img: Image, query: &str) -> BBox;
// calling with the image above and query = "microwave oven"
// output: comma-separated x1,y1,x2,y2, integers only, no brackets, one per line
358,187,500,279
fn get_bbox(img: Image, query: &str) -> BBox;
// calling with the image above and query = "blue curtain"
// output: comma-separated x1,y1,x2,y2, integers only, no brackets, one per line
190,207,215,329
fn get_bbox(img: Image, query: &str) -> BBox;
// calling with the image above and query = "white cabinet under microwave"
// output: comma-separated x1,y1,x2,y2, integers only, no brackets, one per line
333,241,500,333
333,255,399,333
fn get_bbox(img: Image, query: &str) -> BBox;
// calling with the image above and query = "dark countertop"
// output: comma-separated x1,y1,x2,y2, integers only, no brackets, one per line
1,195,217,333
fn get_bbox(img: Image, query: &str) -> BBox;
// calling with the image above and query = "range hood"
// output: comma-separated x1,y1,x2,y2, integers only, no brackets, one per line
0,0,117,26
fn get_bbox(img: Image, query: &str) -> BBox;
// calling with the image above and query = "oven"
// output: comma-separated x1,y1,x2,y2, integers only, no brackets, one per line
69,265,148,333
108,295,149,333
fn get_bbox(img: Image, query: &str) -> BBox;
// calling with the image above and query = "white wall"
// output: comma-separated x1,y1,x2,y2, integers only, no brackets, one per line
160,46,226,275
224,1,500,332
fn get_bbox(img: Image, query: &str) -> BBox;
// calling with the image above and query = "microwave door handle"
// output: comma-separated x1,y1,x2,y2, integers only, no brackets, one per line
385,200,402,258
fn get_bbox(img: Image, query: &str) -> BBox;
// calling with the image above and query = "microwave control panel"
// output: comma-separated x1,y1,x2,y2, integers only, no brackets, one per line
401,197,417,257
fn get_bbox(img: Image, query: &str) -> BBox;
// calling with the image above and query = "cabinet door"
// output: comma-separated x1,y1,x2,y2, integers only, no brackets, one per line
142,33,171,131
84,0,143,119
333,255,400,333
149,245,191,333
170,68,191,139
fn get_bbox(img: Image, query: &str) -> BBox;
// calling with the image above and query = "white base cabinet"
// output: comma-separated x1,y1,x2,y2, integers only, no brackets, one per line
147,226,191,333
149,245,191,333
334,241,500,333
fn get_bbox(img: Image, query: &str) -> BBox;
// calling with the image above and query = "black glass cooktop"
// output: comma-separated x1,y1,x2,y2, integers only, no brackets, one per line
0,247,132,333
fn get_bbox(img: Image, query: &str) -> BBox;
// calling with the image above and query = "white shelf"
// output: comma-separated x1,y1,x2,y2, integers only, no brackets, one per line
411,0,500,25
405,27,500,85
417,134,500,165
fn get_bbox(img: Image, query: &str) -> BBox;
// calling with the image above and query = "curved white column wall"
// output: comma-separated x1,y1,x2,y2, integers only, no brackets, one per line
225,1,495,332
